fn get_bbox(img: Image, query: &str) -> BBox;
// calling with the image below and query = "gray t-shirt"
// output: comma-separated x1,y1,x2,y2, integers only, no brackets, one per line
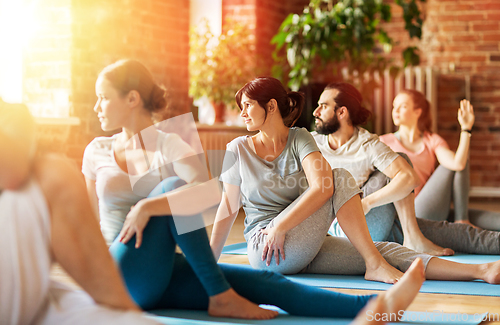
220,127,320,241
312,127,399,188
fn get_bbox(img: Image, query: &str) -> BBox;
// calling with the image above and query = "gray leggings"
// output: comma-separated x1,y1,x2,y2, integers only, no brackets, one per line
416,163,500,231
330,161,500,254
247,168,432,275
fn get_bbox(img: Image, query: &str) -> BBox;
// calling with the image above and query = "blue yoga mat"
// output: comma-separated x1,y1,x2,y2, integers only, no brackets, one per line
221,242,248,255
220,243,500,296
285,273,500,297
149,309,488,325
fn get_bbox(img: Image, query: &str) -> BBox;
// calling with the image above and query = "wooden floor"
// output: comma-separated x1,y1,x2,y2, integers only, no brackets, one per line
51,198,500,324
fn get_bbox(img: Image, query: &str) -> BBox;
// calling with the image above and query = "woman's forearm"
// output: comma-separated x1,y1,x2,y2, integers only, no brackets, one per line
142,178,222,217
274,186,332,233
211,210,238,260
453,132,471,170
437,132,471,171
210,191,240,260
274,152,334,233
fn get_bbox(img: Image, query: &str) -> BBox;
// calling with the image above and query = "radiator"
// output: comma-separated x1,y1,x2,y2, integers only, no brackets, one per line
344,67,439,135
196,124,254,178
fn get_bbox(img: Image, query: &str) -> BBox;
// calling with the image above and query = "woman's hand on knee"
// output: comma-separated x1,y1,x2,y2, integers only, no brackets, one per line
119,200,152,248
261,227,286,266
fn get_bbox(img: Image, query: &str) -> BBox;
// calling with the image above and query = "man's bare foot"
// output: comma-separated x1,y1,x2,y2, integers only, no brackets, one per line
353,258,425,324
404,236,454,256
480,260,500,284
365,260,403,284
455,219,481,230
208,288,278,320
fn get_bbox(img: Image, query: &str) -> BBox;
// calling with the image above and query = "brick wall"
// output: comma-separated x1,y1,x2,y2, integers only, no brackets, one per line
222,0,308,75
25,0,190,167
418,0,500,188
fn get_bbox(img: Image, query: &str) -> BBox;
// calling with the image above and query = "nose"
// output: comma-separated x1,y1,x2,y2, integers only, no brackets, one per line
313,106,320,117
240,107,246,117
94,98,101,113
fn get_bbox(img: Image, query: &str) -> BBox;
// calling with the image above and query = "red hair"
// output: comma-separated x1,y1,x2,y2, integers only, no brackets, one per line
399,89,432,133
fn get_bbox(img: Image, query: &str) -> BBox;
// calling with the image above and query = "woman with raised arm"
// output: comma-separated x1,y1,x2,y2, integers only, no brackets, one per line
210,77,500,285
380,90,500,231
82,60,427,321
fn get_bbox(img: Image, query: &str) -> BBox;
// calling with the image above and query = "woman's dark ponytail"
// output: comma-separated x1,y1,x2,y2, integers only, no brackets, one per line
236,77,304,127
284,91,304,127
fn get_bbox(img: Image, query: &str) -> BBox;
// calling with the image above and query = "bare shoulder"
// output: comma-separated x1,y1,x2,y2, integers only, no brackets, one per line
34,154,86,202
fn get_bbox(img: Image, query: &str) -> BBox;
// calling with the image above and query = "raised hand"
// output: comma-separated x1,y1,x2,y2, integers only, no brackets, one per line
458,99,475,131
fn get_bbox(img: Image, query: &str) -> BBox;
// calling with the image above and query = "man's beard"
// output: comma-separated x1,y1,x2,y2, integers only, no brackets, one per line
315,115,340,135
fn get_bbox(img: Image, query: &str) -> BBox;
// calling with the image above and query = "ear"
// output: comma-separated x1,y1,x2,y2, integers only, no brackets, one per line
267,99,278,113
126,90,142,108
414,107,422,118
337,106,348,119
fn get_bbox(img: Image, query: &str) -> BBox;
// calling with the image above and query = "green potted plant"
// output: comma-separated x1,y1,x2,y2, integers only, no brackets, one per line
189,19,256,123
272,0,425,91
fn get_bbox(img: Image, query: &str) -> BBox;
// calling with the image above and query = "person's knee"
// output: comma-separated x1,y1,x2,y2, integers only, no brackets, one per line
148,176,186,197
361,171,389,197
333,168,359,190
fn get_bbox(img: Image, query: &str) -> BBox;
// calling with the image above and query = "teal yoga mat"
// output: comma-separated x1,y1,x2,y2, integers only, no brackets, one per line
220,243,500,296
285,273,500,297
149,309,488,325
221,242,500,264
221,242,248,255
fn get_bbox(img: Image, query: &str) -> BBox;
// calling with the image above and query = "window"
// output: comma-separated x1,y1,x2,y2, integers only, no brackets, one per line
0,0,74,122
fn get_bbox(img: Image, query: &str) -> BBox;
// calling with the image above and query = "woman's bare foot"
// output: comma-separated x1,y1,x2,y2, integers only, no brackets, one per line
404,236,454,256
365,259,403,284
208,288,278,320
480,260,500,284
380,258,425,316
351,296,387,325
353,258,425,324
455,219,481,230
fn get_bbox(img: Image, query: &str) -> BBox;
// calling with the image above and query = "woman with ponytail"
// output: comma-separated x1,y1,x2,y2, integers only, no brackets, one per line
380,90,500,230
211,77,418,283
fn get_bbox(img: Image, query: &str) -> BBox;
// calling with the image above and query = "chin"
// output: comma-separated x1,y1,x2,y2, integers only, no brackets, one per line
100,123,114,132
246,125,257,132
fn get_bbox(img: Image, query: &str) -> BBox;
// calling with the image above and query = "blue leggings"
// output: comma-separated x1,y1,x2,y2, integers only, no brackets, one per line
109,177,231,309
110,177,373,317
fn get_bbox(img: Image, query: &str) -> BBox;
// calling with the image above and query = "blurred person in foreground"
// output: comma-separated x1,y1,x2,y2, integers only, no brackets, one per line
0,99,160,325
